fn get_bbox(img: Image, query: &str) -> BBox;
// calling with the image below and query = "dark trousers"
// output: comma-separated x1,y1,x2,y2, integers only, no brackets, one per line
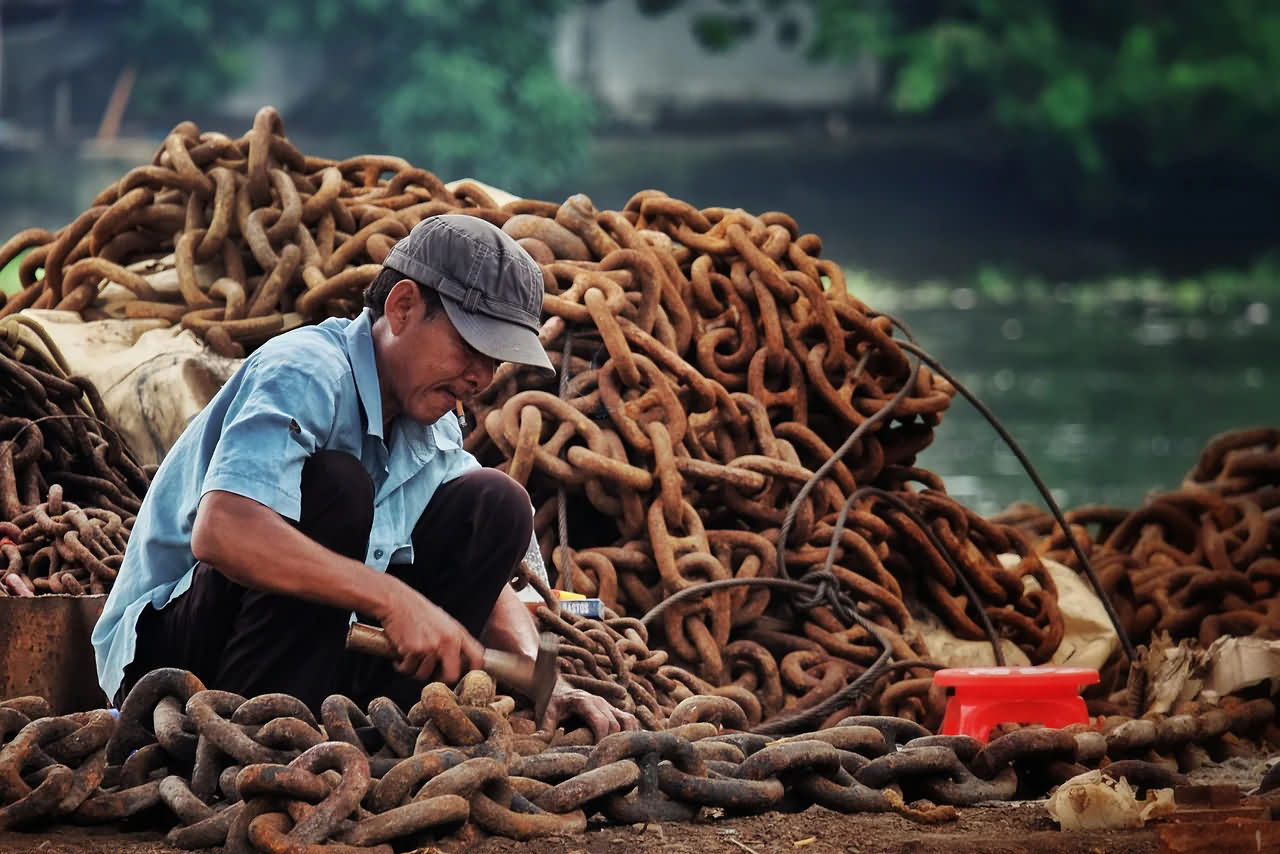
120,451,532,712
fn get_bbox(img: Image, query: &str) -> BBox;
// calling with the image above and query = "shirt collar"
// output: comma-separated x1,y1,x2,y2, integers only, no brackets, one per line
344,310,386,442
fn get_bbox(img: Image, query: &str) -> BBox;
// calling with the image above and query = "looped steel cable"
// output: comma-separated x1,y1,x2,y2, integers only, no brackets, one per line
891,337,1138,665
775,350,923,579
774,345,1006,664
555,330,576,594
791,569,852,625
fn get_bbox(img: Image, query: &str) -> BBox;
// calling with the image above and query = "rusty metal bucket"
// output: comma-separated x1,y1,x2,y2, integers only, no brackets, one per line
0,595,107,713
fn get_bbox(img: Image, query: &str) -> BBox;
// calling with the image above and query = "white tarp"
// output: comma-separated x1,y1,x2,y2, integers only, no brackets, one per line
15,309,241,467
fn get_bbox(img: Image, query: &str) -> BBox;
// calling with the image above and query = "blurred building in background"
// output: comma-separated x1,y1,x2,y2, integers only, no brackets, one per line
554,0,877,128
0,0,878,145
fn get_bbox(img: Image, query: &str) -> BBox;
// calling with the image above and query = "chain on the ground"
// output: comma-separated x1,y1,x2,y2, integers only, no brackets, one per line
0,668,1273,844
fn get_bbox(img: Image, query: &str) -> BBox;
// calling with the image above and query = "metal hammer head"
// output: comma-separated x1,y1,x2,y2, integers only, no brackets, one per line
530,632,560,726
480,632,560,725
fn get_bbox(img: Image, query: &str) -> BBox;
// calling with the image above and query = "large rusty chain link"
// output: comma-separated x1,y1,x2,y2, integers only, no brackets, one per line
1,667,1274,845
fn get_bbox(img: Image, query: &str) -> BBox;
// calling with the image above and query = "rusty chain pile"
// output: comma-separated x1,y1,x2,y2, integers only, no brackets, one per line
0,668,1273,844
0,107,1075,724
525,570,928,734
996,427,1280,689
0,316,150,597
526,576,878,734
460,187,1069,725
0,106,517,357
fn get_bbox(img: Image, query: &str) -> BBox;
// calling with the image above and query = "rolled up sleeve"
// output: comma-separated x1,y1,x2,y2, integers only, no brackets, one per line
200,359,337,521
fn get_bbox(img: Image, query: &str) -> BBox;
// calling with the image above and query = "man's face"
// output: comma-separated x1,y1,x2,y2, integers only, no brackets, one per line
378,282,497,426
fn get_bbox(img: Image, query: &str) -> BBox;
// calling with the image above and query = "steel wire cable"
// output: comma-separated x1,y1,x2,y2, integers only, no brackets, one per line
555,331,576,594
770,304,1135,665
639,575,893,732
769,345,1007,663
892,337,1138,664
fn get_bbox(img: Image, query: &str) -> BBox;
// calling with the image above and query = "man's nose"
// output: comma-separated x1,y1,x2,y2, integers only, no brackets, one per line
466,352,496,389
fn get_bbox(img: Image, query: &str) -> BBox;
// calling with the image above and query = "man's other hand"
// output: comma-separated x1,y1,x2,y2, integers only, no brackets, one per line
540,679,640,740
375,577,484,683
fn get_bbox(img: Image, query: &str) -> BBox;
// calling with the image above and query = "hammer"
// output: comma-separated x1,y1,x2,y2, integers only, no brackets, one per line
345,623,560,725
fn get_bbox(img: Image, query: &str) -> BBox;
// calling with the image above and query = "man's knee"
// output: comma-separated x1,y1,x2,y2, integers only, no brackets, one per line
303,450,374,502
298,450,374,556
453,468,533,543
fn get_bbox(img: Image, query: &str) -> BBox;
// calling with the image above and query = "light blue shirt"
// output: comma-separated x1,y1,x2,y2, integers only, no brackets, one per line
92,309,480,701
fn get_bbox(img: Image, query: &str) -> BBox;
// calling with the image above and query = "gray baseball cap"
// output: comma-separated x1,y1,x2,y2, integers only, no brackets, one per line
382,214,554,373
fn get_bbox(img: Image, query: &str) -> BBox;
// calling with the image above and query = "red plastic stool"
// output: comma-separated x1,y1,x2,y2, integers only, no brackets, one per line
935,666,1099,742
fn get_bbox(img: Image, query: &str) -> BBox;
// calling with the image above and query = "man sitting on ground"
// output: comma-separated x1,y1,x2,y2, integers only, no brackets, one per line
93,214,636,737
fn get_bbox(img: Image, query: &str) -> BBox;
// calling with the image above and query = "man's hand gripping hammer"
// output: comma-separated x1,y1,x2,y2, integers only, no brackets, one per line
346,623,561,726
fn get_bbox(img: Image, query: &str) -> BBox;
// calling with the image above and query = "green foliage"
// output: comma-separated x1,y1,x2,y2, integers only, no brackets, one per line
113,0,592,194
809,1,1280,176
643,0,1280,180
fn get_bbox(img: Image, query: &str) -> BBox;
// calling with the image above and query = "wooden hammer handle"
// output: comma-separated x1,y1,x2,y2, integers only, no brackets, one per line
346,623,534,686
345,622,555,720
346,622,396,658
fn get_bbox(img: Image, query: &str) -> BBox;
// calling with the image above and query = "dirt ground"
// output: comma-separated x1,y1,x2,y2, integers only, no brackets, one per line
0,804,1159,854
0,757,1270,854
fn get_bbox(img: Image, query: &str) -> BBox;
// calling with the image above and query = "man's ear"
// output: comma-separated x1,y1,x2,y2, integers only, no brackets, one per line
384,279,419,334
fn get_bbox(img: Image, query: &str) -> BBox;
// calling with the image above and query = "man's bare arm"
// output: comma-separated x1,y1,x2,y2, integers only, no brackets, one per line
191,489,482,682
479,581,540,658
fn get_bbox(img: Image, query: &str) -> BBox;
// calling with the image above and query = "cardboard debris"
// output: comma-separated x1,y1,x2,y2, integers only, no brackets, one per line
1141,633,1280,714
1144,632,1204,715
1203,635,1280,697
